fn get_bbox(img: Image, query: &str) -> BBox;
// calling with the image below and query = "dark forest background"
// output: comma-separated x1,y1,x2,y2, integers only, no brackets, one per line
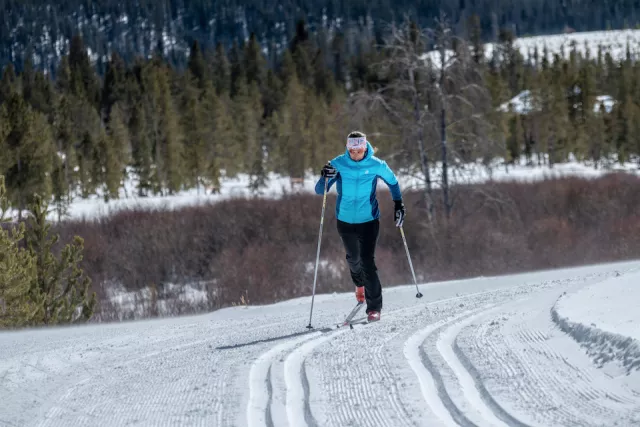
3,0,640,74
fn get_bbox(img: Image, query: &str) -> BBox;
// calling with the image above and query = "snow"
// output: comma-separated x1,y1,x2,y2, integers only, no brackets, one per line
404,316,461,426
105,281,210,319
436,306,510,427
26,158,640,223
485,29,640,62
552,269,640,376
499,90,616,114
556,270,640,342
422,29,640,74
594,95,616,113
498,89,536,114
2,260,640,426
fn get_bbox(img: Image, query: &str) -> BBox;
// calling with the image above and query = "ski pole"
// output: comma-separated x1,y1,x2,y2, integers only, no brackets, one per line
399,226,423,298
307,177,329,329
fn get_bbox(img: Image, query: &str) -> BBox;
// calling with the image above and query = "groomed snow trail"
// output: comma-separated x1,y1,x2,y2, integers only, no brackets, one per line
2,261,640,426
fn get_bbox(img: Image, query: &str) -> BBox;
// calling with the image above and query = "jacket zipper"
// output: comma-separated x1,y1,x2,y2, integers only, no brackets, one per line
353,168,359,223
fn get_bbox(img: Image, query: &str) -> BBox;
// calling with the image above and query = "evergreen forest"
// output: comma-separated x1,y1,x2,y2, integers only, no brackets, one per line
1,18,640,219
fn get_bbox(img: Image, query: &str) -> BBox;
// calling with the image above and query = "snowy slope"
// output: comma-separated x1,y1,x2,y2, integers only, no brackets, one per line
484,29,640,62
1,260,640,426
426,29,640,73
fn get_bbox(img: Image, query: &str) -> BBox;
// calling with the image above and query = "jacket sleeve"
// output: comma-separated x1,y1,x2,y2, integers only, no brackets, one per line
377,161,402,201
314,176,337,194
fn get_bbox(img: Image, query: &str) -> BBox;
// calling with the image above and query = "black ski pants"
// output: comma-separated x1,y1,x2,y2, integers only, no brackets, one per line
336,218,382,313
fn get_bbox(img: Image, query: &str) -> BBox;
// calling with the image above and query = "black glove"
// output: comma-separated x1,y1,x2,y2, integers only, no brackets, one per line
394,200,405,227
321,162,337,179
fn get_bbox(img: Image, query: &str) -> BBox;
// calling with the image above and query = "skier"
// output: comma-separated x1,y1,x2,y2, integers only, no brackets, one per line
315,131,405,322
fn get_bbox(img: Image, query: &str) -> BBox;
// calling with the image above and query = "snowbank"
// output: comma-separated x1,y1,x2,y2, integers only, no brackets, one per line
552,270,640,373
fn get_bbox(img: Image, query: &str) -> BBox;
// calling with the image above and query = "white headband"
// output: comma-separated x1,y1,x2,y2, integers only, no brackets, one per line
346,136,366,149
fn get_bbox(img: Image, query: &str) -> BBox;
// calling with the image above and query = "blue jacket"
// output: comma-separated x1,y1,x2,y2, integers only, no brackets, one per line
315,142,402,224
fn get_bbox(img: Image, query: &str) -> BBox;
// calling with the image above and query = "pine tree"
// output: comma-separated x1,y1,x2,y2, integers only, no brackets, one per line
76,131,98,198
141,61,165,194
468,15,484,65
274,74,307,178
263,69,283,118
278,50,297,92
156,65,183,194
244,32,267,88
50,151,69,222
229,70,252,174
506,114,524,162
313,50,338,103
55,55,71,94
485,63,511,161
130,101,154,196
198,80,223,192
548,69,570,165
615,61,634,163
0,93,54,215
240,82,266,192
101,52,128,120
0,176,38,328
210,42,231,96
498,29,524,96
187,40,207,90
99,102,129,200
305,92,342,168
56,91,101,198
228,40,243,98
573,58,597,160
588,103,607,167
24,195,96,325
68,34,100,108
330,32,347,85
0,63,17,105
293,45,313,88
50,94,78,216
179,71,208,191
31,71,56,119
209,88,234,183
21,57,36,106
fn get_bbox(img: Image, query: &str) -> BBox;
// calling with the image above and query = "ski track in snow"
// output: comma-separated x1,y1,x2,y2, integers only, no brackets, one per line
2,261,640,426
455,283,640,427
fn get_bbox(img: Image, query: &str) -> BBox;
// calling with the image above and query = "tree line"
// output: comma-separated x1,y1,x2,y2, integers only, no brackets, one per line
2,18,640,221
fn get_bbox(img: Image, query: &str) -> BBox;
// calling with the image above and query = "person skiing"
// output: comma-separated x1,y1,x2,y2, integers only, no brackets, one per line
315,131,405,322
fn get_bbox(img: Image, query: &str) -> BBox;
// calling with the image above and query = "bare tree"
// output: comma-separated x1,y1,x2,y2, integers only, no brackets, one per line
430,16,495,218
346,17,497,221
346,20,437,222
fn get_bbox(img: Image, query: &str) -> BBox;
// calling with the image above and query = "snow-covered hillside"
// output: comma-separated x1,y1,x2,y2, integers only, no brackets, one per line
485,29,640,62
426,29,640,71
1,260,639,426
